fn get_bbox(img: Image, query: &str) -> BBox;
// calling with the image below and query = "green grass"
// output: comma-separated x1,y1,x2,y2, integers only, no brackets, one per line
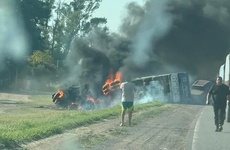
0,95,168,149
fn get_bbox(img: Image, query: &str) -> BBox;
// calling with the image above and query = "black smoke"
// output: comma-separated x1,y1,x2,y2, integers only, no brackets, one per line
66,37,111,98
120,0,230,80
66,0,230,96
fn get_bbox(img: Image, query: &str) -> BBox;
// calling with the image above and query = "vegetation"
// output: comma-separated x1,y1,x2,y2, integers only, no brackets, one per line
0,1,170,148
0,0,106,90
0,95,167,149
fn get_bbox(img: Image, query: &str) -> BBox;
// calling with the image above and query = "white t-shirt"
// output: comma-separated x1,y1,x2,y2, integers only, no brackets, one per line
120,81,136,102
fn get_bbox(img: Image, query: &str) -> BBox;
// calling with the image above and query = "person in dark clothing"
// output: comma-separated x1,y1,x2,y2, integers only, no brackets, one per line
206,76,230,132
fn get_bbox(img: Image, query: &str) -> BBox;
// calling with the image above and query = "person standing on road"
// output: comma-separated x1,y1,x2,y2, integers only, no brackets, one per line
206,76,230,132
120,75,136,126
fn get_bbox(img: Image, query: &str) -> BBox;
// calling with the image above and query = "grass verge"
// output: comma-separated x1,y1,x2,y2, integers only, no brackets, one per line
0,95,167,149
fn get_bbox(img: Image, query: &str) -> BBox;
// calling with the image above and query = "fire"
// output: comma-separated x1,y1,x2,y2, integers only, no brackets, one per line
52,88,64,104
57,89,64,98
115,71,121,81
102,69,122,95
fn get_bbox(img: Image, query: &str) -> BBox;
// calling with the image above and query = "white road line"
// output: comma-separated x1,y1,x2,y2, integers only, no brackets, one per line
191,109,204,150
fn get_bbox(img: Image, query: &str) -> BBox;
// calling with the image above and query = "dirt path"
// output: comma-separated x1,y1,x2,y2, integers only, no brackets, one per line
0,92,32,114
23,104,203,150
0,92,31,102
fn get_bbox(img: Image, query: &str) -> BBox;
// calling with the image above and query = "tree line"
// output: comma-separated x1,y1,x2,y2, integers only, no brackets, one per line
0,0,107,91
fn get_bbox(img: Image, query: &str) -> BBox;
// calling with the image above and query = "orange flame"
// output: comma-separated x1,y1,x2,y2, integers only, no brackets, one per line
115,71,121,81
102,69,122,95
53,88,64,104
57,89,64,98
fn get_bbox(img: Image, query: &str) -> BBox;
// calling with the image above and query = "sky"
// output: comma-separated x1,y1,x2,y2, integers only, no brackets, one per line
93,0,145,33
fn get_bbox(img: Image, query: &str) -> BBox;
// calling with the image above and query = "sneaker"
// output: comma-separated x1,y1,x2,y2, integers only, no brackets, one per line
215,125,219,132
218,125,223,132
120,123,124,127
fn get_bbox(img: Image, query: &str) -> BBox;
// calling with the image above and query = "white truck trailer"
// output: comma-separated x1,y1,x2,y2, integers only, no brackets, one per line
218,54,230,122
132,72,191,103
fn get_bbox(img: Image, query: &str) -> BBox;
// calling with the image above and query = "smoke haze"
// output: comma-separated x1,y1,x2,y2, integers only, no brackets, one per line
136,80,168,104
0,1,29,70
120,0,230,80
125,0,173,68
66,0,230,95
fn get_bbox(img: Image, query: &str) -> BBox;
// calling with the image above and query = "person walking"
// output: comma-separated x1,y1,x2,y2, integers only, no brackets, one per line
206,76,230,132
120,75,136,126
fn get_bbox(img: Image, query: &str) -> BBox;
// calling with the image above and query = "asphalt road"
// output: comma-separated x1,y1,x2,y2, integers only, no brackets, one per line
190,105,230,150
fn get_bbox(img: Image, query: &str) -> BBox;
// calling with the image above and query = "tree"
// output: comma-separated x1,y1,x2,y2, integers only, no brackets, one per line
27,50,56,76
17,0,54,53
49,0,107,60
26,50,61,90
0,58,17,90
27,50,55,79
28,50,53,66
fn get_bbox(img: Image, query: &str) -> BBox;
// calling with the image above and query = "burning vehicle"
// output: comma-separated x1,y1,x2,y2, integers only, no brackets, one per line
52,84,99,110
52,70,122,110
52,71,192,109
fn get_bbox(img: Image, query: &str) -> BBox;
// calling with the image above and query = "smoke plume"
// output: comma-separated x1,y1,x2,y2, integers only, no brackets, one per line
67,0,230,96
119,0,230,80
66,37,111,97
124,0,173,68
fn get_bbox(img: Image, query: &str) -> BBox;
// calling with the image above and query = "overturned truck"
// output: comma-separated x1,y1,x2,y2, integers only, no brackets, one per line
52,72,191,109
132,72,191,103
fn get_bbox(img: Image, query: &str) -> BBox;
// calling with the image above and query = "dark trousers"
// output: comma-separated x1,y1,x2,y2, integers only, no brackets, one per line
213,105,226,126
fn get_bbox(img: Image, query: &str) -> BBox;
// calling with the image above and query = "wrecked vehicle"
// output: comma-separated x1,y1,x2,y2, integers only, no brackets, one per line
51,81,119,110
52,84,98,110
190,80,214,105
132,72,191,104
